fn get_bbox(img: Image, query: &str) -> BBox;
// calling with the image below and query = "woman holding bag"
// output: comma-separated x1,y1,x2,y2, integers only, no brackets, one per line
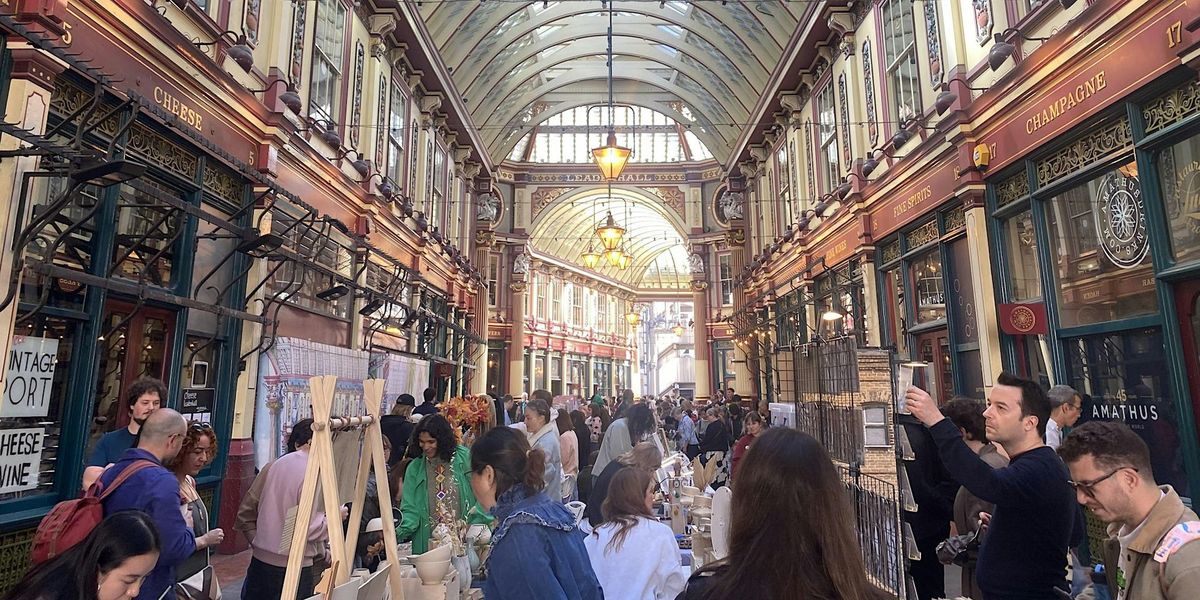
167,421,223,599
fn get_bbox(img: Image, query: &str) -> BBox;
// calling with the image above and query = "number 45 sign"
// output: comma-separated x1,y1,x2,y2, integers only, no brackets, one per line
2,336,59,418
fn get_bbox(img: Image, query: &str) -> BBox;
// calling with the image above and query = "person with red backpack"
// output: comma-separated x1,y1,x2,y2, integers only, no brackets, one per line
98,408,222,600
5,511,161,600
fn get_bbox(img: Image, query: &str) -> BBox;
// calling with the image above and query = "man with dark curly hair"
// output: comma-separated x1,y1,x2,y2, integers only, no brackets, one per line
83,377,167,490
396,414,492,554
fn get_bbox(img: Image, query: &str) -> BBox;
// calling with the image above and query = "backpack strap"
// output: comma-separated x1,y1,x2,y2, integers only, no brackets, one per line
96,460,157,501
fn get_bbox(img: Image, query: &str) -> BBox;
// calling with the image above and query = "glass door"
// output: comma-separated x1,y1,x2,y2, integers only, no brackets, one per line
1176,280,1200,459
915,329,953,405
89,301,175,445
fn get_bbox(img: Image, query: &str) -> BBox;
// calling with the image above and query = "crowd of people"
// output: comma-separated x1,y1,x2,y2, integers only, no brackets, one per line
7,374,1199,600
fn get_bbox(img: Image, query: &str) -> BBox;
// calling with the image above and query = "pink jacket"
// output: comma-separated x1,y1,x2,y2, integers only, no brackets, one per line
250,449,329,567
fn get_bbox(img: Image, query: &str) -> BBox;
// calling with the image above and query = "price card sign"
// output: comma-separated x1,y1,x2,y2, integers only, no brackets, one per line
3,336,59,418
0,427,45,494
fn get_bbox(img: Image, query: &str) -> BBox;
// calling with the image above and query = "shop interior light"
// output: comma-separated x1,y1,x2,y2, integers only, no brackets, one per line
822,307,844,322
672,324,685,336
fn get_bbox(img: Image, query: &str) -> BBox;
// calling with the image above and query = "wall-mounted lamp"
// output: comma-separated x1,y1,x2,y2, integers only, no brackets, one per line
988,29,1050,71
250,79,303,114
300,119,342,148
194,30,254,73
329,148,371,177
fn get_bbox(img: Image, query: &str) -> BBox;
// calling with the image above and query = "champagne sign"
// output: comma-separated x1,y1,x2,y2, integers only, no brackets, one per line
3,336,59,418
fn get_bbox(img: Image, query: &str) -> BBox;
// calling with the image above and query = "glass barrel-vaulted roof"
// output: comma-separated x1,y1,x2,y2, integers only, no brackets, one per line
530,187,689,288
510,104,714,163
416,1,803,164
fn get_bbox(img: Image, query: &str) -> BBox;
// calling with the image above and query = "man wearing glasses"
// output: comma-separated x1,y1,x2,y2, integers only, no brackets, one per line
1046,385,1083,450
1058,421,1200,600
907,372,1076,600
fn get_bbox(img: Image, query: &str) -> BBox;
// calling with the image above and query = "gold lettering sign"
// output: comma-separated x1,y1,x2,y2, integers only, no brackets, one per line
1025,71,1107,135
893,186,933,218
152,86,204,131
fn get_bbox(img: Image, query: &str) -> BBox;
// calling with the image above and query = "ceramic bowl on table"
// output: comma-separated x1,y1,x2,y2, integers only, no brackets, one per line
407,543,452,564
691,496,712,509
412,559,452,585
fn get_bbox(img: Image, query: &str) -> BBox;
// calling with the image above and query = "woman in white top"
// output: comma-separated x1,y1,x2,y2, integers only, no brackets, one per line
555,409,579,501
584,466,686,600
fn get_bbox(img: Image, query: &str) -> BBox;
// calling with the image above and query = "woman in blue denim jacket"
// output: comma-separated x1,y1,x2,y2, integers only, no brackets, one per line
470,427,603,600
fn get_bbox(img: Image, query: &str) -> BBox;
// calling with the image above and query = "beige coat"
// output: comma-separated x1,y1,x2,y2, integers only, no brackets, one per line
1079,486,1200,600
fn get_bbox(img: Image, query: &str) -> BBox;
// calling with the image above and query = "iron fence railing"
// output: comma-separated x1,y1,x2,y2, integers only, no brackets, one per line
840,466,906,598
791,336,863,465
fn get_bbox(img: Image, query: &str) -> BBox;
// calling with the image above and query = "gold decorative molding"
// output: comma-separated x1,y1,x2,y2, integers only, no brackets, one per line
531,186,571,217
646,186,686,217
1035,118,1131,188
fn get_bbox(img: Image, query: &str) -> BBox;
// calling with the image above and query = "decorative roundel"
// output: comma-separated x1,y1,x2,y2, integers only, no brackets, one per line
1094,172,1149,269
1009,305,1037,333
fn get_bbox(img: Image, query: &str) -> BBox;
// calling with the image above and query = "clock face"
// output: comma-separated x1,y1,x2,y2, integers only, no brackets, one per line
1095,173,1149,268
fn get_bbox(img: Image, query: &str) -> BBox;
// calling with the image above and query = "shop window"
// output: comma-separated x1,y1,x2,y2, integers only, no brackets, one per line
777,145,793,226
862,405,890,447
111,179,184,287
882,267,908,355
309,0,346,124
387,81,407,186
1045,164,1156,328
0,315,76,502
486,347,503,396
718,254,733,306
551,279,562,323
816,83,839,193
1065,328,1188,496
572,285,584,327
1155,131,1200,266
431,146,446,232
1000,210,1041,301
910,251,946,323
881,0,922,122
535,275,547,319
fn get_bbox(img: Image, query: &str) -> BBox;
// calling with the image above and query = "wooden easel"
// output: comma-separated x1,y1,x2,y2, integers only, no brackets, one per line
282,376,404,599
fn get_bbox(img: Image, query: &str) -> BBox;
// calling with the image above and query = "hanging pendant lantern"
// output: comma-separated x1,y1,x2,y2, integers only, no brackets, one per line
605,246,624,266
581,244,602,269
592,130,632,180
596,211,625,251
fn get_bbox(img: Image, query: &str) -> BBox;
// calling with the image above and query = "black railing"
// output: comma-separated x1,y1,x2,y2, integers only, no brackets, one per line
791,336,863,465
840,466,905,598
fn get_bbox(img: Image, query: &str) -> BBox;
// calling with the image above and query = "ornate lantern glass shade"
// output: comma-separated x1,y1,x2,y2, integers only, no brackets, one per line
625,312,641,326
591,130,632,180
595,211,625,251
581,245,602,269
672,324,685,336
617,249,633,270
605,247,624,267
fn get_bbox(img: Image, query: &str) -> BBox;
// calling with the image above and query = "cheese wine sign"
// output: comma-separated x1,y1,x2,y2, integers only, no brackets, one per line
0,427,45,494
2,336,59,418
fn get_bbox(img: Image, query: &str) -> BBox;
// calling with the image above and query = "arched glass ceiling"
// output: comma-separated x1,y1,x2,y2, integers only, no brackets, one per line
509,105,714,163
415,1,803,164
529,188,688,288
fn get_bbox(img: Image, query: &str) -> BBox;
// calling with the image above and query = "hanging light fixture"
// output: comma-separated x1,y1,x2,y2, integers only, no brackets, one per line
591,4,632,180
672,323,685,336
596,210,625,251
617,247,633,270
605,245,625,267
625,310,641,326
581,243,602,269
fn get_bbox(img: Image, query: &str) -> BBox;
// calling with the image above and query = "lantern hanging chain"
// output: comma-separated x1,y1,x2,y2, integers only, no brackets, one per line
607,4,614,129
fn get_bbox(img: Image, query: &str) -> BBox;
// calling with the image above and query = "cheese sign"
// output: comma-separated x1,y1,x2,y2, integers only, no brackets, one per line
3,336,59,418
0,427,45,494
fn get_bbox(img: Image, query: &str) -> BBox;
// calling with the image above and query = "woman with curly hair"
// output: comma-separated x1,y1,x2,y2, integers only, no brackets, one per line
396,414,491,554
165,421,223,597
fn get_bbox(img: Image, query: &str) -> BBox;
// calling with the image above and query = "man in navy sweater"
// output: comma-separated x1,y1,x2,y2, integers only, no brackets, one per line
907,372,1075,600
100,408,223,600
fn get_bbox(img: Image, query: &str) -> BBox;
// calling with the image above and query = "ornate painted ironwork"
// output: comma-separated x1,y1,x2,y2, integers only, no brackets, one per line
925,0,944,88
907,219,940,248
203,163,244,204
375,75,387,170
882,240,901,264
862,41,879,146
531,186,571,216
944,205,965,231
1143,79,1200,134
804,120,817,201
0,527,36,593
289,2,308,85
995,173,1030,207
351,42,365,148
646,186,687,217
839,73,852,168
1035,118,1132,188
126,122,198,179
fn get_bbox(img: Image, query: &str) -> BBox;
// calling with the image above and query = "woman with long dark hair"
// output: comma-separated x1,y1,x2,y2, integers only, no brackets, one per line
585,467,686,599
469,427,602,599
396,414,490,554
593,403,656,480
4,511,160,600
678,428,885,600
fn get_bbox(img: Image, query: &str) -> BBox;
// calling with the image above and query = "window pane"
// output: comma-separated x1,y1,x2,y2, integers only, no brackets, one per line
1045,164,1156,328
948,238,978,344
1001,209,1042,301
1156,132,1200,266
911,251,946,323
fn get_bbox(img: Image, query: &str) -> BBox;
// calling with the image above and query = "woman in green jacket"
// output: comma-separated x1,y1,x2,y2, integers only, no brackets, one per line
397,414,491,554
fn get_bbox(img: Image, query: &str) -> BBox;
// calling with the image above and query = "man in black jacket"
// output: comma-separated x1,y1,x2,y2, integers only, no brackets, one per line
899,412,960,600
907,372,1075,600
